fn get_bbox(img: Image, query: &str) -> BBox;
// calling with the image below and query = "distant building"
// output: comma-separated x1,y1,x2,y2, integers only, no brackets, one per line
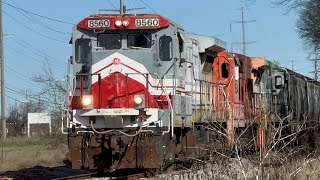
27,113,51,137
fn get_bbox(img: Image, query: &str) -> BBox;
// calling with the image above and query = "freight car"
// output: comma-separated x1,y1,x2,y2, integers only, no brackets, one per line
62,2,320,170
252,58,320,130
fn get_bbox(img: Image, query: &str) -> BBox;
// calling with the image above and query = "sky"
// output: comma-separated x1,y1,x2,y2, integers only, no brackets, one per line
2,0,311,105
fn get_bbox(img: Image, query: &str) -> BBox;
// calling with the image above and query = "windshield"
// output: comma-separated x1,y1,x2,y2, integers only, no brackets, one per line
97,33,121,50
127,32,152,48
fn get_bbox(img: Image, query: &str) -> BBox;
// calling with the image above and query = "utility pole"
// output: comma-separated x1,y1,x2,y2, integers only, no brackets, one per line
230,7,255,55
0,0,5,141
241,7,246,55
309,59,320,81
289,60,295,71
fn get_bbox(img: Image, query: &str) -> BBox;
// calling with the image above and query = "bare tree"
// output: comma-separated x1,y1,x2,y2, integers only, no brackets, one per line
297,0,320,55
243,0,307,12
32,62,67,133
7,100,44,136
273,0,307,11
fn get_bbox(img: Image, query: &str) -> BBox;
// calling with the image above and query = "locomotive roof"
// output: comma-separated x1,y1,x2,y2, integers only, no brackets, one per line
185,33,227,53
253,57,320,84
251,57,278,70
285,68,320,84
78,14,184,31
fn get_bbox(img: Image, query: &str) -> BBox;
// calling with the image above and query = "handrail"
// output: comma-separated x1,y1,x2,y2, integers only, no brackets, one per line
162,74,174,136
126,72,174,136
74,74,101,109
61,109,69,135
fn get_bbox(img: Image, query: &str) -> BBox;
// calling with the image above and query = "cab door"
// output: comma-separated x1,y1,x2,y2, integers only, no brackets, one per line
212,52,235,121
213,51,235,146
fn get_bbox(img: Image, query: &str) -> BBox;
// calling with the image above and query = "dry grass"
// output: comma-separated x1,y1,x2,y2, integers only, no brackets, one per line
0,135,68,172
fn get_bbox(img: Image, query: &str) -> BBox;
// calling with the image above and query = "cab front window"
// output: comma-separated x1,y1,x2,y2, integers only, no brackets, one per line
98,33,121,50
127,32,152,48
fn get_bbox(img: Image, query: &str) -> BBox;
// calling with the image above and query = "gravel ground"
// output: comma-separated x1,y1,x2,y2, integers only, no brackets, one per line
0,166,92,180
2,157,320,180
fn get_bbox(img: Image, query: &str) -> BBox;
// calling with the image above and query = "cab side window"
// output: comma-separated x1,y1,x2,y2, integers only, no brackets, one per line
75,39,91,63
159,35,172,61
221,62,229,78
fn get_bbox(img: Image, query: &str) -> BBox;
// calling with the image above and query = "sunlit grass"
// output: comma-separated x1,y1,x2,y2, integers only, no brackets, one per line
0,135,68,172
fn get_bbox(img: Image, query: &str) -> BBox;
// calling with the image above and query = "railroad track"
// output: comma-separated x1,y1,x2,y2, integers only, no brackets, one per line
113,172,146,180
52,172,98,180
53,171,147,180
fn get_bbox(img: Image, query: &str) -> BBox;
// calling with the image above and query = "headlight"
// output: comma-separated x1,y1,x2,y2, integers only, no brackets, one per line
115,20,122,27
82,95,92,107
122,20,130,27
134,96,143,105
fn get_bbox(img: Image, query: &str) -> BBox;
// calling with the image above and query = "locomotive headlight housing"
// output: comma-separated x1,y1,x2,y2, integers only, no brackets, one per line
122,20,130,27
134,96,143,105
82,95,93,108
115,20,122,27
134,95,145,109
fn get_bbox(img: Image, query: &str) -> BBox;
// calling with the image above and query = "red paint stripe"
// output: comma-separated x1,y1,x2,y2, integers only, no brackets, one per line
120,62,142,73
94,62,185,89
93,63,113,74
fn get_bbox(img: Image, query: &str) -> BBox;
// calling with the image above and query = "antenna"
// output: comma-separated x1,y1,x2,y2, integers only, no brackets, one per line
100,0,145,14
120,0,124,14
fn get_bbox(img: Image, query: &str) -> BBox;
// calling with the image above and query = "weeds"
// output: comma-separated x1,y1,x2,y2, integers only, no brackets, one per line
0,135,68,172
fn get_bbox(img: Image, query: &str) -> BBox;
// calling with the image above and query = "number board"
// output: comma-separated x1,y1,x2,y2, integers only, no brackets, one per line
87,19,110,28
135,18,160,27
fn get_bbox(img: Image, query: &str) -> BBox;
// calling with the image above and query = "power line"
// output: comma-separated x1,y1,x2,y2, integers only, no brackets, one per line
5,83,34,95
5,65,31,80
3,67,40,89
3,10,68,44
2,1,75,25
6,87,27,96
15,36,66,64
4,87,63,106
7,0,71,36
5,94,25,103
6,45,65,68
107,0,118,9
139,0,157,14
12,38,66,65
5,93,61,109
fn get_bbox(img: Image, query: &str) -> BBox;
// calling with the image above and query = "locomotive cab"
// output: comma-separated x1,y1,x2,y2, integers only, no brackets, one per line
68,14,184,131
65,10,228,170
